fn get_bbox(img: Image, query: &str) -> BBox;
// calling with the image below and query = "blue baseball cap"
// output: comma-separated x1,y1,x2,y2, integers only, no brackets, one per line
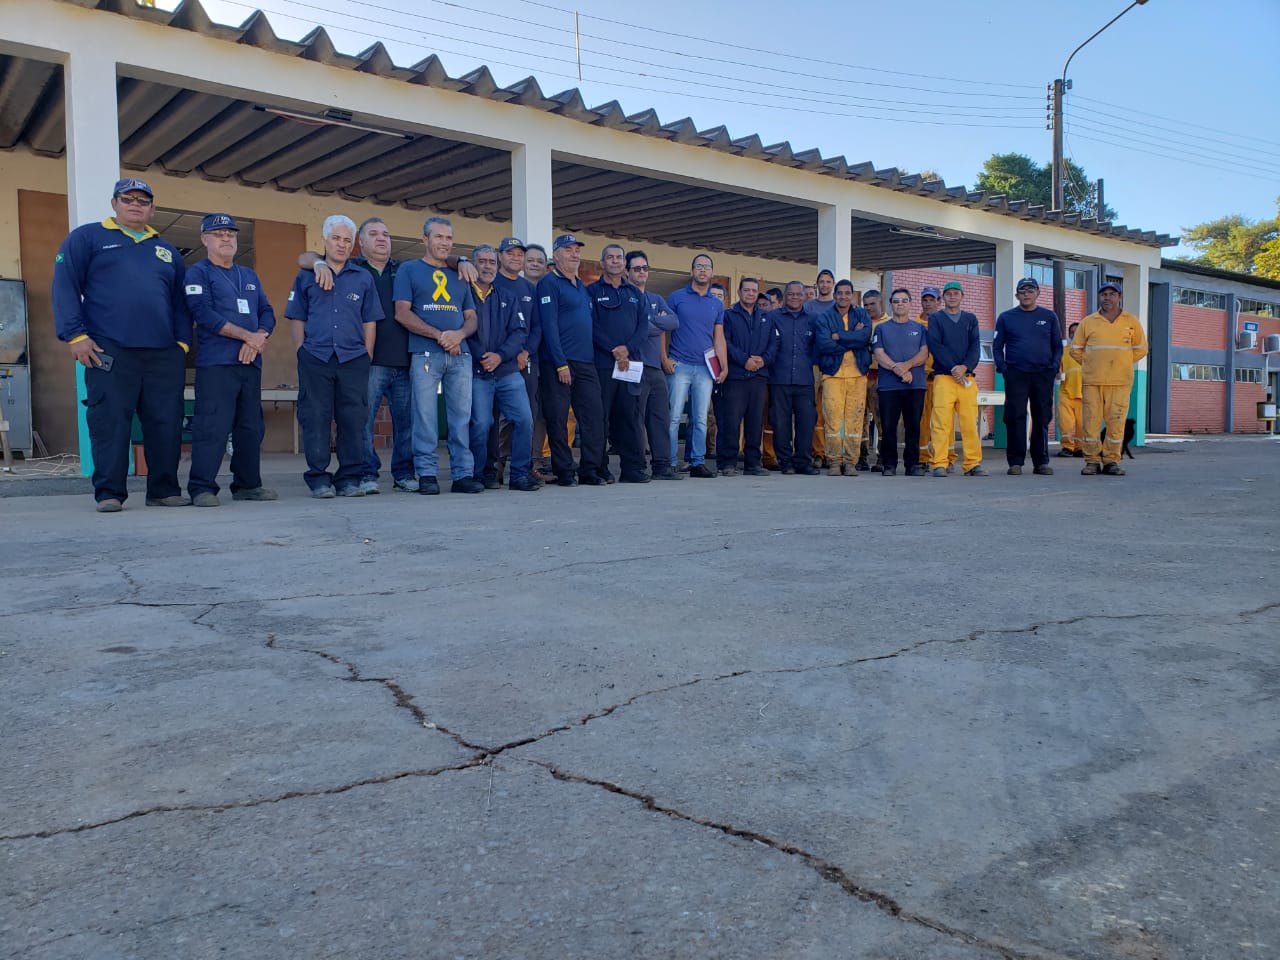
1099,281,1123,295
200,213,238,233
552,234,585,252
498,237,526,253
113,177,153,198
921,286,942,299
1016,277,1039,291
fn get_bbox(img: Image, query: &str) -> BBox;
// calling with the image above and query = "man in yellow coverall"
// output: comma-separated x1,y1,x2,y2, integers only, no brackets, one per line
1056,321,1083,457
1069,283,1147,476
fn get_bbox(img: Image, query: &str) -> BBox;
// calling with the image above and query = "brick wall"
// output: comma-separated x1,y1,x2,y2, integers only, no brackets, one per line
1169,380,1226,433
1232,381,1268,433
1171,305,1227,349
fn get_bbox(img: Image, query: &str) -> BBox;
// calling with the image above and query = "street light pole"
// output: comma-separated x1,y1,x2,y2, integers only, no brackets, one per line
1050,0,1150,333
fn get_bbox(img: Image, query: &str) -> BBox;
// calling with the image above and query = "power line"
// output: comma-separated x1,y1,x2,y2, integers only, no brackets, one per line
1068,111,1280,173
1066,132,1278,185
1073,94,1280,151
1073,103,1280,155
1067,114,1280,175
217,0,1043,130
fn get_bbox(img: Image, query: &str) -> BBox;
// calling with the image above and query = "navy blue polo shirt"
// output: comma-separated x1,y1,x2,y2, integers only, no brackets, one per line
494,272,540,358
393,260,476,354
536,269,594,367
666,284,725,365
52,218,190,348
285,263,383,363
185,259,276,368
871,319,928,391
351,257,411,367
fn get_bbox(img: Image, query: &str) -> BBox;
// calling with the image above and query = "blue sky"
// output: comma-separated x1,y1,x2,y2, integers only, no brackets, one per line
184,0,1280,249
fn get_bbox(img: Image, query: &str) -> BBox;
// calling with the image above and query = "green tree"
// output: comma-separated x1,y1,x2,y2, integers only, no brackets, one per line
1253,236,1280,281
974,152,1117,221
1179,201,1280,276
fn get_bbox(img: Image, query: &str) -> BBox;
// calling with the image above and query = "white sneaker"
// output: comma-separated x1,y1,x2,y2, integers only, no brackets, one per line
358,479,380,495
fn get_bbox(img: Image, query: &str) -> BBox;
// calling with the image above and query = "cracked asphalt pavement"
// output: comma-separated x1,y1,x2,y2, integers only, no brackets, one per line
2,438,1277,959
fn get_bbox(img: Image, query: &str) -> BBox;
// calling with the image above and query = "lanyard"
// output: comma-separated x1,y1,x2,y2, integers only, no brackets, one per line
213,263,243,298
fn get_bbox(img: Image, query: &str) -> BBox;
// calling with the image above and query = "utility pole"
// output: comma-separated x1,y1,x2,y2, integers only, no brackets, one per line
1051,78,1067,336
1096,178,1105,220
1050,0,1149,335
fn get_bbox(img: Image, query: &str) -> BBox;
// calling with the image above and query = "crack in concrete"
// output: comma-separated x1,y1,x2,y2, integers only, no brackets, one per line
0,760,481,842
525,758,1066,960
80,541,736,612
9,603,1273,954
262,632,490,752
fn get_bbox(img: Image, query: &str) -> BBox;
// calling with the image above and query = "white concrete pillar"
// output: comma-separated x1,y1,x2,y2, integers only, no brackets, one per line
1121,260,1151,444
817,203,852,280
511,142,553,247
993,238,1024,318
63,45,120,475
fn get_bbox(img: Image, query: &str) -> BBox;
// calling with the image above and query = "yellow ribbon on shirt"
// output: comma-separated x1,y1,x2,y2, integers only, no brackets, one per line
432,270,451,302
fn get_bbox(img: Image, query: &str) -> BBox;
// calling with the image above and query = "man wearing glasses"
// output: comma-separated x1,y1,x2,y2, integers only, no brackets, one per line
185,213,278,507
626,251,682,480
53,178,191,512
666,254,728,478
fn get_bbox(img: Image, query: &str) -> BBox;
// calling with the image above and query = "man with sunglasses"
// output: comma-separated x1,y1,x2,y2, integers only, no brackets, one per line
53,178,191,512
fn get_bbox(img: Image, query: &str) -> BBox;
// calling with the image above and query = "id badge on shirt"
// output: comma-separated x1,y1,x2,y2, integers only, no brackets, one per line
237,298,251,315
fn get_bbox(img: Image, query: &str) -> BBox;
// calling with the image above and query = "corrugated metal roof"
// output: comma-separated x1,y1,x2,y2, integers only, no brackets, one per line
3,0,1176,262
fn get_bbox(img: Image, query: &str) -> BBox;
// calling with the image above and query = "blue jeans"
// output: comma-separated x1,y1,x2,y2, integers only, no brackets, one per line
667,361,713,466
410,349,473,480
470,371,533,481
363,364,414,483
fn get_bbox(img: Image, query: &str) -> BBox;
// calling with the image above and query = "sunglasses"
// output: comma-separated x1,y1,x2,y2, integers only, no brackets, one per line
115,195,153,206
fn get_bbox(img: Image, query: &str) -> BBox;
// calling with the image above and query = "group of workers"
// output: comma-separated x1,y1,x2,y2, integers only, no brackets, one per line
51,178,1148,511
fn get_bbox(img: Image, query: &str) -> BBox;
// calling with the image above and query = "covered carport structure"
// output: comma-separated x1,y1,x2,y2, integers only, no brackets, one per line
0,0,1173,460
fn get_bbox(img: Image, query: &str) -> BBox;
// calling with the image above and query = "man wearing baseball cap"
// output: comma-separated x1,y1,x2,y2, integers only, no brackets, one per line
1069,281,1147,475
52,178,191,512
926,280,985,476
537,234,608,485
482,237,541,486
993,276,1061,476
185,213,279,506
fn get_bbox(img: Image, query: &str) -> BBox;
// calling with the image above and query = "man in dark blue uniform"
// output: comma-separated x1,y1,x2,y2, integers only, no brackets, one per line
467,244,538,492
626,250,681,480
184,213,277,506
537,234,607,486
768,281,819,475
719,277,778,476
285,215,383,498
52,178,191,512
482,237,540,487
588,244,650,483
994,276,1062,476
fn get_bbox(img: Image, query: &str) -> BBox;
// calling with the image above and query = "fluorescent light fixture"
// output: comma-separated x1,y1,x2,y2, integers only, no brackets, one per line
253,105,413,140
888,226,958,242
